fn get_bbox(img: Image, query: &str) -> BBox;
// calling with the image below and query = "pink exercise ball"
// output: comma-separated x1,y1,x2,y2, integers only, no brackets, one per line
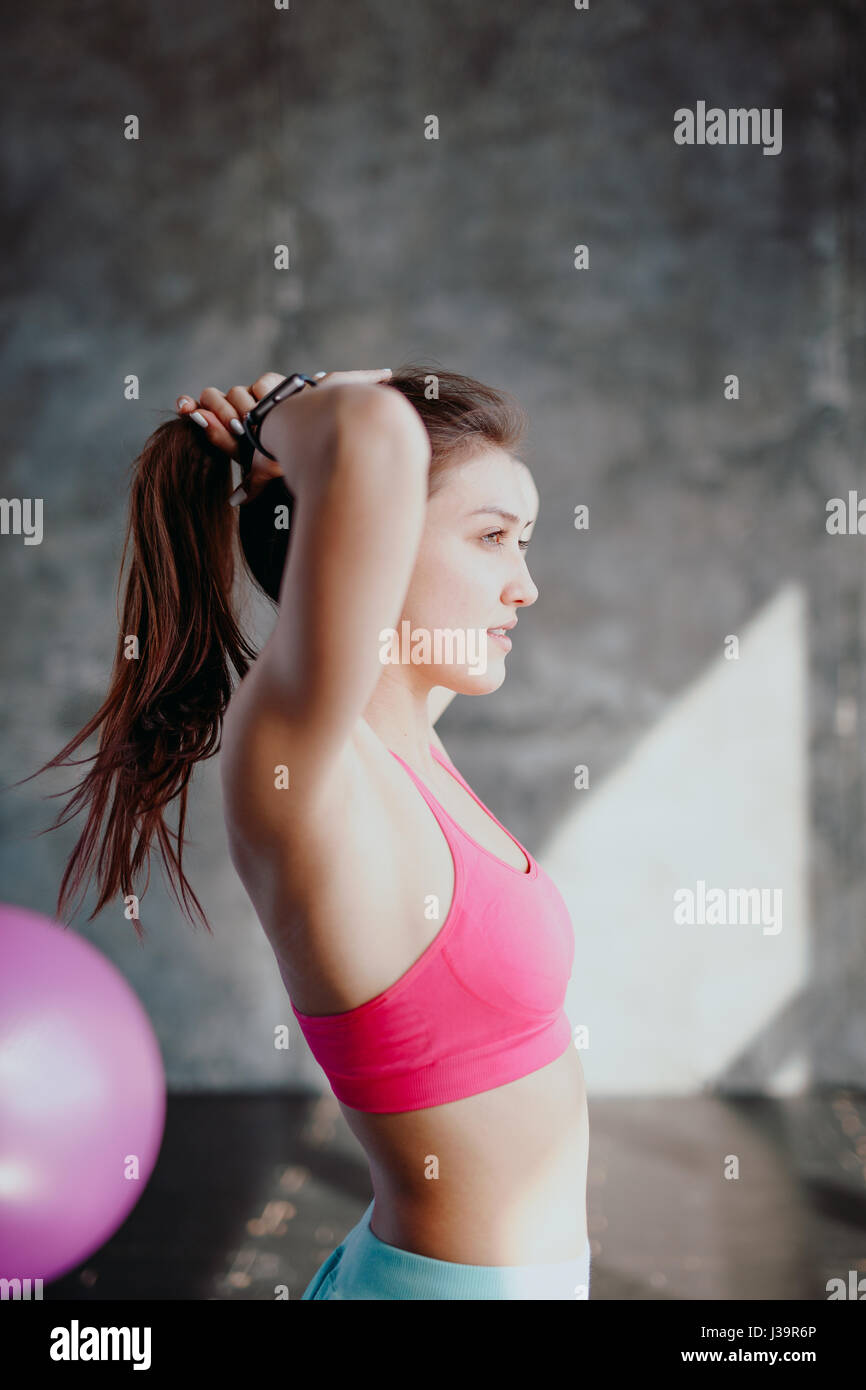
0,903,166,1285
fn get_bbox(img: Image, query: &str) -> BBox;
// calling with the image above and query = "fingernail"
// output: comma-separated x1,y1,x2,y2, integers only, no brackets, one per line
190,411,208,428
177,397,192,409
228,484,248,507
229,418,245,436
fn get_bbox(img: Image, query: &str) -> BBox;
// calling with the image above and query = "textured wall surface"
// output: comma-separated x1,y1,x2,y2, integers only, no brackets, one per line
1,1,863,1092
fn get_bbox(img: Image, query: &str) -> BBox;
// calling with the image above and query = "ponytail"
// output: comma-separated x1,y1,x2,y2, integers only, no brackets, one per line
31,417,257,936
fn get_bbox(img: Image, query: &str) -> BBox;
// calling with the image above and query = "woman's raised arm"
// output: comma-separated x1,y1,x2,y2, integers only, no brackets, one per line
222,382,431,828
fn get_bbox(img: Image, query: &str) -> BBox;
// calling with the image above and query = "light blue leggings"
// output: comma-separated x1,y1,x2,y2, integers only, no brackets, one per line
301,1200,591,1300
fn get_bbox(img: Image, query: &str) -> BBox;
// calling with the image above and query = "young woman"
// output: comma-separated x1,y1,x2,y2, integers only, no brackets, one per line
39,363,590,1300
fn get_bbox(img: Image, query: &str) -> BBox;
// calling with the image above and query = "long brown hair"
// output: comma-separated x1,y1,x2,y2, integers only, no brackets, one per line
30,363,527,935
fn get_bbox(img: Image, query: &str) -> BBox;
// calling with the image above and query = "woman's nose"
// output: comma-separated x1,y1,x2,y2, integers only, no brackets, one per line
503,572,539,607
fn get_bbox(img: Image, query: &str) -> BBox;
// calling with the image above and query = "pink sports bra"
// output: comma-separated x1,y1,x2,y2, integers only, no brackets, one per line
290,744,575,1113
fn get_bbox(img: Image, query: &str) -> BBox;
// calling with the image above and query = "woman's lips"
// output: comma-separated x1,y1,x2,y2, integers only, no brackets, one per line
487,629,512,651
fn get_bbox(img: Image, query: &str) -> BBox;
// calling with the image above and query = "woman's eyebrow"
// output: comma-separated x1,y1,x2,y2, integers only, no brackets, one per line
468,506,536,528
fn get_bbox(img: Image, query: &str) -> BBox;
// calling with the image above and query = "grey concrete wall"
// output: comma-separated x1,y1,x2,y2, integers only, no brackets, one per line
1,0,863,1093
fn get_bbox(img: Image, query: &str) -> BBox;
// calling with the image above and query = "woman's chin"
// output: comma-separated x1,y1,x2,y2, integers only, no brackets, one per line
452,663,507,695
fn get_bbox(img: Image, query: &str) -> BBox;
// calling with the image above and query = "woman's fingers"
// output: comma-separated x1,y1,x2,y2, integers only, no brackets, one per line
223,384,258,417
190,386,246,456
248,372,288,399
175,369,394,470
175,394,232,451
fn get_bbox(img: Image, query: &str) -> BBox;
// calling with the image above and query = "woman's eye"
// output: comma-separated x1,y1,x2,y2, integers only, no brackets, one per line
482,530,530,551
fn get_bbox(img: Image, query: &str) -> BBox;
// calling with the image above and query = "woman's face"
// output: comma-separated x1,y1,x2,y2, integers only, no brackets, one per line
397,447,540,695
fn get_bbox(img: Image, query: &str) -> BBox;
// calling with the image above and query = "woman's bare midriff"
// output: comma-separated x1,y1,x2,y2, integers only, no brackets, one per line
340,1043,589,1264
227,716,589,1265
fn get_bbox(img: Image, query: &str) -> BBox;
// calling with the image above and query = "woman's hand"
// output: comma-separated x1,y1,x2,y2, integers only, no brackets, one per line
175,368,393,504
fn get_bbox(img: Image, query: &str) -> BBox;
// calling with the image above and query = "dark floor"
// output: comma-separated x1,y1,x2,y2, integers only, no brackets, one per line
44,1090,866,1300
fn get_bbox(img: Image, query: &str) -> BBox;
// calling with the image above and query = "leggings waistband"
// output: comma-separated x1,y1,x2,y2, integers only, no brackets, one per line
303,1200,592,1300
